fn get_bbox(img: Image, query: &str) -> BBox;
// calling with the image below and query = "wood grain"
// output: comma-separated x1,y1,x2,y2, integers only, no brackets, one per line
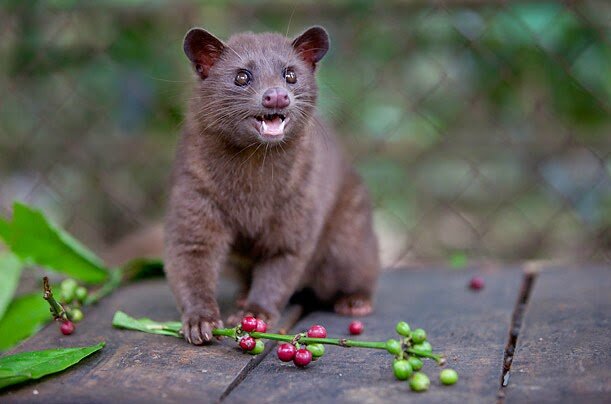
226,268,523,403
503,265,611,403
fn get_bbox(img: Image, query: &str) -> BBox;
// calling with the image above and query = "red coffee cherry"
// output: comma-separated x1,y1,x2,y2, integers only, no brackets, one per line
307,325,327,338
277,343,297,362
348,320,364,335
293,348,313,367
255,319,267,333
239,336,256,351
241,316,258,332
469,276,485,291
60,320,75,335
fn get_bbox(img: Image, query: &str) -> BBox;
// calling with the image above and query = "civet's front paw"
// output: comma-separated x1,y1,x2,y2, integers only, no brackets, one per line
181,311,223,345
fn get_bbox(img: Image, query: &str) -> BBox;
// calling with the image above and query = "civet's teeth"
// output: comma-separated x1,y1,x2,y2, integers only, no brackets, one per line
256,113,286,122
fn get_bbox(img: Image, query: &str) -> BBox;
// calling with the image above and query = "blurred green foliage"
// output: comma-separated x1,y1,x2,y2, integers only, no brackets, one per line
0,292,50,351
0,203,113,351
0,202,108,283
0,0,609,262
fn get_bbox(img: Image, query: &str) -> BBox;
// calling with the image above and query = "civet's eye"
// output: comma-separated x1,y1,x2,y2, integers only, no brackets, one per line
235,70,251,86
284,68,297,84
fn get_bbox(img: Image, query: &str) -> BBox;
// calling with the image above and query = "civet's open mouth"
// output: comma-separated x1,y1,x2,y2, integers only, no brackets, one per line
254,113,288,137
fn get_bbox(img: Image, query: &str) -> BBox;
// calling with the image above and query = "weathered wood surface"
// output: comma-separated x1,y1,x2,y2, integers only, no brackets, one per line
504,265,611,403
1,278,299,403
3,265,609,403
227,268,523,403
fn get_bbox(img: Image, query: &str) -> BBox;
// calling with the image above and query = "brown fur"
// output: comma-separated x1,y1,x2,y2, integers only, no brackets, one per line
164,26,379,345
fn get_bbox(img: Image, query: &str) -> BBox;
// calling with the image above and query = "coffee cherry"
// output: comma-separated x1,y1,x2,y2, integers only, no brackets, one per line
277,343,297,362
75,286,88,303
411,328,427,343
306,343,325,358
293,348,313,367
412,341,432,353
60,291,73,304
469,276,485,290
241,316,258,332
408,356,423,371
348,320,364,335
440,368,459,385
59,278,78,303
392,359,413,380
60,320,75,335
60,278,77,293
248,339,265,355
307,325,327,338
239,336,256,351
409,372,430,392
255,319,267,333
395,321,411,337
385,339,402,356
61,278,78,289
60,278,78,303
70,308,84,323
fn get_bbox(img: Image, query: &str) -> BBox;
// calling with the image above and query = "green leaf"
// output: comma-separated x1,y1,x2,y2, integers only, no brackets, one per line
0,342,105,389
0,202,108,284
0,293,51,352
0,253,23,320
112,311,181,337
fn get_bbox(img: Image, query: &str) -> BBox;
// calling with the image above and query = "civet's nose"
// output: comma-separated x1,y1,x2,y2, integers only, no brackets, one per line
262,87,290,109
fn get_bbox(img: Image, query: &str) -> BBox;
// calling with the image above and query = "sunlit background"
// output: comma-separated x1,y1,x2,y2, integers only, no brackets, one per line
1,0,609,266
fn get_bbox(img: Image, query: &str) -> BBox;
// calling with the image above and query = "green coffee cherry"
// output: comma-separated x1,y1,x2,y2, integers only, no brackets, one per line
411,328,427,343
385,339,402,356
409,372,430,392
395,321,411,337
60,279,78,303
248,339,265,355
407,356,423,371
306,343,325,358
60,290,74,304
439,368,459,385
61,278,78,292
70,308,84,323
392,359,413,380
412,341,432,353
75,286,88,303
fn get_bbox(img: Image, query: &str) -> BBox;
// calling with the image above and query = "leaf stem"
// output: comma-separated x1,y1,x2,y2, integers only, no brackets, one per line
406,348,444,363
246,331,388,350
211,329,442,362
83,269,122,305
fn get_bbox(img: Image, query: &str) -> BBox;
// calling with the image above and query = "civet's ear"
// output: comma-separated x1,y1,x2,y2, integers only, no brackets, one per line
183,28,226,80
292,26,329,69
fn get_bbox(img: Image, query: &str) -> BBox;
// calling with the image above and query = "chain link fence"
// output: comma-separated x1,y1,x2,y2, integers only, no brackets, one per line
1,0,609,266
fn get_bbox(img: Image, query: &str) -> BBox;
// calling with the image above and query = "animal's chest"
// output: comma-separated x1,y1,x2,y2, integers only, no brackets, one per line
215,175,291,238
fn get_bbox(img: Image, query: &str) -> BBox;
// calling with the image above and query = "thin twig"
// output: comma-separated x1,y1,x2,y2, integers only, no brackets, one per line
42,276,68,322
